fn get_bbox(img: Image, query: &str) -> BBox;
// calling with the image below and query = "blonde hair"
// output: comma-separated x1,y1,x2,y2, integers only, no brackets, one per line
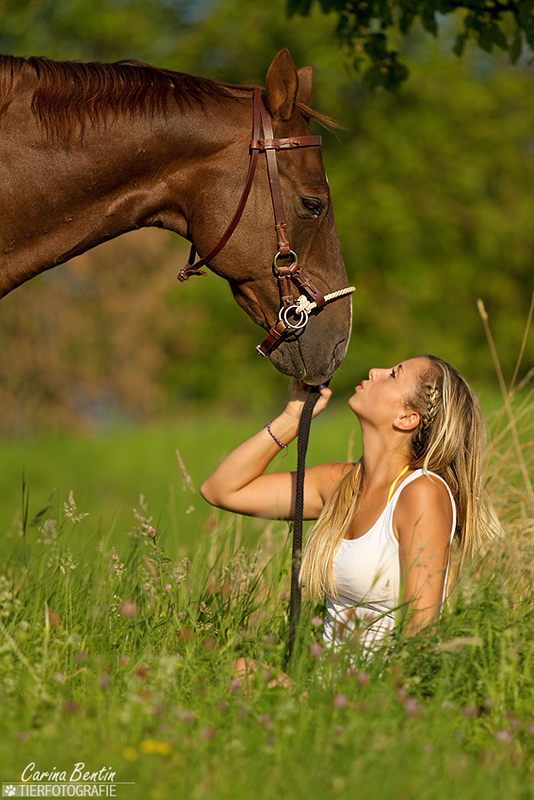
299,355,502,600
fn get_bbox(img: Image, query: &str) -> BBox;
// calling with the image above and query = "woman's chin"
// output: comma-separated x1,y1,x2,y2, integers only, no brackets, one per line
348,395,359,414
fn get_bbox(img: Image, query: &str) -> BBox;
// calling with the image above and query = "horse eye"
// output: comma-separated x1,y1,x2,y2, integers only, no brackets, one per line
300,197,323,216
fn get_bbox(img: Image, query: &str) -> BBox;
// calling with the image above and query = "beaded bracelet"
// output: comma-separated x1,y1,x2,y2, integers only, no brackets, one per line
266,421,288,456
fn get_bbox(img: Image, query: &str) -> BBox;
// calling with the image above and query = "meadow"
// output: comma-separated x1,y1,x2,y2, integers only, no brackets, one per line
1,375,534,800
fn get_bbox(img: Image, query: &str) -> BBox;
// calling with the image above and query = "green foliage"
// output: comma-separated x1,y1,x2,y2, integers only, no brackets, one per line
326,50,534,396
0,0,196,61
288,0,534,89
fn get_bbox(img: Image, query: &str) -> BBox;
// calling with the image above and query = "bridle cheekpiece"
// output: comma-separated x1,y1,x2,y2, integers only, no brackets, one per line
178,87,354,356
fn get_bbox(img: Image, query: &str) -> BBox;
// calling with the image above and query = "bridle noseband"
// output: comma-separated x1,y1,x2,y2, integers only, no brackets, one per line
178,87,354,356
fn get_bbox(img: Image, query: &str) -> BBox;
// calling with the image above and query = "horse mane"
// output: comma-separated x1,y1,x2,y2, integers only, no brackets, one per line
0,54,339,143
296,101,340,132
0,54,235,143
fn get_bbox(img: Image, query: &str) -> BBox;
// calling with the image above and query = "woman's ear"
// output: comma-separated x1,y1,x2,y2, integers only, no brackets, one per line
395,411,420,432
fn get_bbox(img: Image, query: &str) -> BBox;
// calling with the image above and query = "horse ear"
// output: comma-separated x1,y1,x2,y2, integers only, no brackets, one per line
265,49,298,121
297,66,313,107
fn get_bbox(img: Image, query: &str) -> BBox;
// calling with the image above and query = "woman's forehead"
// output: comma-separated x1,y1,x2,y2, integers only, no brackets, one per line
398,357,429,374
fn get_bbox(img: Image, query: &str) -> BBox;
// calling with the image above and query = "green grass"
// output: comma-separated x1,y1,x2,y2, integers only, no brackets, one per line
0,402,362,562
1,391,533,800
2,509,534,800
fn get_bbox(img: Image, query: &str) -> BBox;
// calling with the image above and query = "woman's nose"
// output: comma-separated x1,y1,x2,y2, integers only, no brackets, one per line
369,368,379,381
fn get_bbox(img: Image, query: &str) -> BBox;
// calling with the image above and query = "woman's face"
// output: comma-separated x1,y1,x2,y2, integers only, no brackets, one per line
348,357,429,427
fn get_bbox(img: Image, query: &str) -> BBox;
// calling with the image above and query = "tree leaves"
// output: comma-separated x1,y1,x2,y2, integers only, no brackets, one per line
288,0,532,88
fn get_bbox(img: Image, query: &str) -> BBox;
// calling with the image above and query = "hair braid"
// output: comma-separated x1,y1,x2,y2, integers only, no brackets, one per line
411,380,440,460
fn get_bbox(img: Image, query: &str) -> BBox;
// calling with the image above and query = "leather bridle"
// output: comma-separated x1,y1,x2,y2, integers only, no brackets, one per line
178,87,350,356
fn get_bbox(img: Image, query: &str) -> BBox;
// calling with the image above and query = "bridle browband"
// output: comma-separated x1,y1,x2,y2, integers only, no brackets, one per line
177,87,354,356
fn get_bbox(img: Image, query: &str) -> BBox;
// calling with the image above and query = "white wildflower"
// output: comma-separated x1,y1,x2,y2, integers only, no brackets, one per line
222,547,262,586
0,576,22,619
60,549,78,571
171,558,189,587
63,491,89,524
197,601,213,631
110,547,125,578
39,519,59,545
129,494,153,539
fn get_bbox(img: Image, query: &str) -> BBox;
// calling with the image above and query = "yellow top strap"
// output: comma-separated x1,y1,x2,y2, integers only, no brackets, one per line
387,465,410,504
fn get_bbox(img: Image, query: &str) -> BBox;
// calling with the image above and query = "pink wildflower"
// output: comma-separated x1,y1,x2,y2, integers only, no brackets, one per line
333,693,350,709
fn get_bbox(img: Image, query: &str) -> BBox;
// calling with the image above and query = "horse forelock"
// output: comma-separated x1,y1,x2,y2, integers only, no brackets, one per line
0,54,235,143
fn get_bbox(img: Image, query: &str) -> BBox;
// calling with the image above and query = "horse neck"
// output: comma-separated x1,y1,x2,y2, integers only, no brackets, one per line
0,90,251,296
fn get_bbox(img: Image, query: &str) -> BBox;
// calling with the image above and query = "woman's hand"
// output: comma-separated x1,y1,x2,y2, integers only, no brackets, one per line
282,380,332,425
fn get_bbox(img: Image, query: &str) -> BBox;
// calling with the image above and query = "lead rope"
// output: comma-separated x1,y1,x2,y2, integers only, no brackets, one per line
288,385,322,661
293,286,355,315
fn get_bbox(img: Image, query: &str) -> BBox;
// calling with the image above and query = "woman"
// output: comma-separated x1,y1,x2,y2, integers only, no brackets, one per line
201,355,501,654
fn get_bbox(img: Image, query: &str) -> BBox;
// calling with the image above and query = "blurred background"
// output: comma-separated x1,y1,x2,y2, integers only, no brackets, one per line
0,0,533,545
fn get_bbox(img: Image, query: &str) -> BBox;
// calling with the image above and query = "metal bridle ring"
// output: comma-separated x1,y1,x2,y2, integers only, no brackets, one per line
273,249,298,275
279,305,309,330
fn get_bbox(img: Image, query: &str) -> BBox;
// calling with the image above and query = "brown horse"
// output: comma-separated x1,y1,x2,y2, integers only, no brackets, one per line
0,49,351,385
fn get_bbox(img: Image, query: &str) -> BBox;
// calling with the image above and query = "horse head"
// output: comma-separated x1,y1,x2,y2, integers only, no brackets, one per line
186,50,352,386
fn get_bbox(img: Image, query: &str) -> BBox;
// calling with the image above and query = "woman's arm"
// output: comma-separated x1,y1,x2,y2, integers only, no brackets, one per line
200,381,347,520
393,476,453,634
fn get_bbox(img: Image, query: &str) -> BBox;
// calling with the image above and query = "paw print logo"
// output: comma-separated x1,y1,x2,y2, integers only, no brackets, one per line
4,787,17,797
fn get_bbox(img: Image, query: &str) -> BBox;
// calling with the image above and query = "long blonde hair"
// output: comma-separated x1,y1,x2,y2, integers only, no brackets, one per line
299,355,502,600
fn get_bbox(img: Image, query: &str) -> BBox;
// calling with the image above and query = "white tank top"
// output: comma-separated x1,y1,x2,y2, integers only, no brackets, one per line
323,469,456,654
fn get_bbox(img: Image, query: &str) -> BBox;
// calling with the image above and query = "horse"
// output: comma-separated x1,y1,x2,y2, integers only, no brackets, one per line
0,48,352,385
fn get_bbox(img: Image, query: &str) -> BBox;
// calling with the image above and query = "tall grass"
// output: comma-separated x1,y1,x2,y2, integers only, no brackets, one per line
1,318,534,799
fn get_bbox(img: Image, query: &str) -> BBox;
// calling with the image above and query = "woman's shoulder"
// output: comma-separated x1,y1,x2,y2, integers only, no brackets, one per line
395,471,455,531
399,471,453,504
